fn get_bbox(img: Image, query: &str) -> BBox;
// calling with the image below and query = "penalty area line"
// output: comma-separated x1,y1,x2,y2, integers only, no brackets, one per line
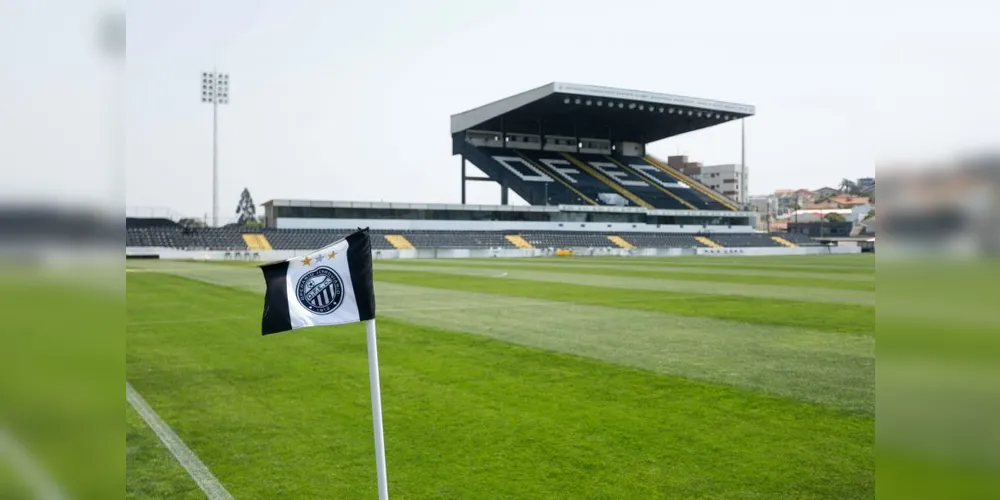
126,382,234,500
0,427,67,500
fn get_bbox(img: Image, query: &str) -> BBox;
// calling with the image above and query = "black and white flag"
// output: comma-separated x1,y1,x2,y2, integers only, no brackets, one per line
259,228,375,335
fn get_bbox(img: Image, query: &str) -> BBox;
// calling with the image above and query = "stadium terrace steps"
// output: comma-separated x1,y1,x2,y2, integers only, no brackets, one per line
462,141,719,210
643,155,740,211
771,236,798,248
241,233,273,251
711,233,786,247
127,225,817,251
517,150,619,206
616,155,731,211
125,226,247,250
607,235,636,249
457,142,595,206
780,233,821,246
384,234,415,250
695,236,724,248
560,152,654,209
513,151,597,205
603,156,697,210
504,234,535,250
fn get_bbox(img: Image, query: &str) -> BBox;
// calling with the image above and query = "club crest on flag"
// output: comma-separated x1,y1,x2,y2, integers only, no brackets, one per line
295,266,345,314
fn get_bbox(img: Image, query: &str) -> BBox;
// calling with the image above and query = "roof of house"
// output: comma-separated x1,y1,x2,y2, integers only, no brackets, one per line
829,195,871,206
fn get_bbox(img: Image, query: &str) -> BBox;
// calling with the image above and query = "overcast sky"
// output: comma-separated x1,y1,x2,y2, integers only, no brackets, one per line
3,1,997,219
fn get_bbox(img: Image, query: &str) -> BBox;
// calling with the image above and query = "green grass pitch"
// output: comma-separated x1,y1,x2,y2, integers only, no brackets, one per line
126,254,875,498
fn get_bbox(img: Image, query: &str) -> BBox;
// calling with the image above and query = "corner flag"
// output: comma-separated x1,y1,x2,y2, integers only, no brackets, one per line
260,228,375,335
259,228,390,500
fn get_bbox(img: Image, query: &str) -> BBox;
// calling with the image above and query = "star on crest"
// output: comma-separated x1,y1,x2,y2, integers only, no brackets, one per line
314,254,325,263
301,255,313,266
328,250,336,259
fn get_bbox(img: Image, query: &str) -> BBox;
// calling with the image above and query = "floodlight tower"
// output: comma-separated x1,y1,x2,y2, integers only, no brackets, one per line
201,71,229,226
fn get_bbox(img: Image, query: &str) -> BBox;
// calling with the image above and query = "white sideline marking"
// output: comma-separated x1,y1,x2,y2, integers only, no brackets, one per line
126,382,234,500
0,427,67,500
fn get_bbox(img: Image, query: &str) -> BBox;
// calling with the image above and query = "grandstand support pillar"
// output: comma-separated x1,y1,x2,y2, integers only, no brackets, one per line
461,155,466,204
501,179,509,205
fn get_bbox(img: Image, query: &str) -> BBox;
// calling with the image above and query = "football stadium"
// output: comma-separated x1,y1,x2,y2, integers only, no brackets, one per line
125,83,874,498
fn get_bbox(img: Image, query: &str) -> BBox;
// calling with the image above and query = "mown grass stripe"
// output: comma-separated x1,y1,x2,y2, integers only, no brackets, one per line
375,264,875,306
384,254,876,273
385,258,877,281
371,270,873,335
124,260,874,336
381,260,874,290
372,282,874,413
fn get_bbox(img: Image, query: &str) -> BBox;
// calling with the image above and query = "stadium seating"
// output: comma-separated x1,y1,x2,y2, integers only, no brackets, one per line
513,150,622,207
125,225,818,251
779,232,821,246
519,231,618,249
260,230,517,250
571,153,691,210
395,230,516,249
125,217,177,228
622,157,732,211
126,225,247,250
458,141,728,210
262,229,396,250
457,139,736,211
708,233,782,248
621,233,707,248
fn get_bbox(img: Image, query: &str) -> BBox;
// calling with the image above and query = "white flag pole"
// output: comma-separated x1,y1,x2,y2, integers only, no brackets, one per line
364,319,389,500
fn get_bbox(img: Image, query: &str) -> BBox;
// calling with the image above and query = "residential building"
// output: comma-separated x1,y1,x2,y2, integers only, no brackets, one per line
857,177,875,193
691,163,749,204
747,194,778,231
667,155,703,178
774,189,808,214
747,194,776,214
666,156,749,205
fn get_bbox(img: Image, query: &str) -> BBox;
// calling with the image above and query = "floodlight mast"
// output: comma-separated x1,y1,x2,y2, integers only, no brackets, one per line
200,70,229,226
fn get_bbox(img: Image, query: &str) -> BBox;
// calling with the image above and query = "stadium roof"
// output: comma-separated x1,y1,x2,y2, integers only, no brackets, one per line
450,82,755,143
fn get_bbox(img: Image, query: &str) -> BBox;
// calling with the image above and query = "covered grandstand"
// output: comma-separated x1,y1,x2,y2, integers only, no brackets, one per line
126,83,839,257
452,82,753,210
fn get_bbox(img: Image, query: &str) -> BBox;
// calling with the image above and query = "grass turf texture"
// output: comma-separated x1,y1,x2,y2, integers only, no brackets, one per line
126,403,202,499
126,255,874,498
0,274,121,499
